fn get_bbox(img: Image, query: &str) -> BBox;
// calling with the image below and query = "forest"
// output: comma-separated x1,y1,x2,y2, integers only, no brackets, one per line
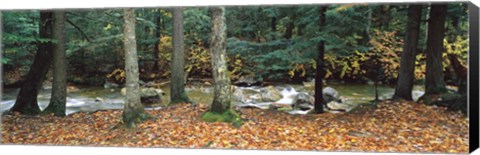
0,2,471,153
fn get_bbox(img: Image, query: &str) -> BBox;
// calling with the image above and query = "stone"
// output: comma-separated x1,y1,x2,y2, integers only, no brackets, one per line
259,86,283,102
323,87,342,103
104,79,120,89
291,92,315,110
233,75,262,87
290,87,344,111
95,97,104,103
120,87,165,105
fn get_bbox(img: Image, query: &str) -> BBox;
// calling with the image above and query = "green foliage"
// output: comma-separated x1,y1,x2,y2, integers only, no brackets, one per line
2,3,469,85
2,11,40,68
184,8,211,45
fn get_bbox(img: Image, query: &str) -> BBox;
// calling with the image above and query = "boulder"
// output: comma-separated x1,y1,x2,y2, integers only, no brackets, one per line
232,85,283,105
291,92,315,110
322,87,342,103
233,75,262,87
291,87,344,111
259,86,283,102
120,87,165,105
104,79,120,88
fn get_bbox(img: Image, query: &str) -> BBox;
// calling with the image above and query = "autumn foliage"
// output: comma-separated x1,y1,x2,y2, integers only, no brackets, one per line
1,100,468,153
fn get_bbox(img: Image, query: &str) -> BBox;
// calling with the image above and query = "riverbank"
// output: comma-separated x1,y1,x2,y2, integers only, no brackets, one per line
1,100,468,153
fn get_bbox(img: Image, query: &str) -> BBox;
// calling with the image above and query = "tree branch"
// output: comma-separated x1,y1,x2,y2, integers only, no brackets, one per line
66,19,91,42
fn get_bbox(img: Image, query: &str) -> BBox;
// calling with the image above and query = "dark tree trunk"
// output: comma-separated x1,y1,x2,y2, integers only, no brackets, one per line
379,5,391,30
122,8,150,128
393,5,423,101
0,12,3,106
271,17,277,40
43,10,67,116
425,4,447,95
283,14,295,39
9,11,54,115
170,7,191,104
209,7,232,113
365,7,379,101
448,54,467,94
297,23,306,36
360,8,372,49
152,9,162,72
314,6,327,114
271,17,277,32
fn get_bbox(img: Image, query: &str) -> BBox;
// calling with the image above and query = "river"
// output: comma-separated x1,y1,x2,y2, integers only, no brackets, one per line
0,83,425,115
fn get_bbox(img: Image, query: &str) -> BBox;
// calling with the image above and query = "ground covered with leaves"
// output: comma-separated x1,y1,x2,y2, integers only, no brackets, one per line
1,100,468,153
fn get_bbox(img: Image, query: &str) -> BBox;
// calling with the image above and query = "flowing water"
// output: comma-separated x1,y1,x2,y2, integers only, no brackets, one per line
1,83,425,115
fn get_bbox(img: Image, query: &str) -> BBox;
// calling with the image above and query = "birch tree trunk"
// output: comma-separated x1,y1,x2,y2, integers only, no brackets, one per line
122,8,150,128
209,7,232,113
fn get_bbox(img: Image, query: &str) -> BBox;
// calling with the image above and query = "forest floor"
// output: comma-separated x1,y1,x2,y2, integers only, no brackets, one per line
1,100,468,153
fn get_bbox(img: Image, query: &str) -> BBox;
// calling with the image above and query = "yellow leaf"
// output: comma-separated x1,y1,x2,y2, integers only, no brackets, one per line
329,129,335,133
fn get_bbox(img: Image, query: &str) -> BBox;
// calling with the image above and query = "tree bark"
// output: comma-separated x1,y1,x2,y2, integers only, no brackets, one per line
393,5,423,101
283,14,295,39
209,7,232,113
43,10,67,116
122,8,150,128
0,12,3,108
170,7,191,104
9,11,54,115
314,6,327,114
425,4,447,95
152,9,162,72
271,17,277,32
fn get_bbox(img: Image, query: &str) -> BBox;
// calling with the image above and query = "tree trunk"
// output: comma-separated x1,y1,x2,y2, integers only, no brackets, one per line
314,6,327,114
283,15,295,39
365,7,379,101
122,8,150,128
152,9,162,72
379,5,391,30
425,4,447,95
271,17,277,32
170,7,191,104
43,10,67,116
297,23,306,36
271,17,277,40
393,5,423,101
9,11,54,115
0,12,2,108
209,7,232,113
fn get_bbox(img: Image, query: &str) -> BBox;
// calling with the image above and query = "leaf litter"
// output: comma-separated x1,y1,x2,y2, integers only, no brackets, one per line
1,100,468,153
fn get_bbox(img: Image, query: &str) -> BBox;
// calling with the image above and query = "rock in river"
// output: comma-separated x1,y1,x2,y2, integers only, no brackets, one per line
233,75,263,87
121,87,165,105
291,92,315,110
259,85,283,102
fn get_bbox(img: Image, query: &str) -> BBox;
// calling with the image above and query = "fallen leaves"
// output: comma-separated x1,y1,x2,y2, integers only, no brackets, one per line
1,101,469,153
